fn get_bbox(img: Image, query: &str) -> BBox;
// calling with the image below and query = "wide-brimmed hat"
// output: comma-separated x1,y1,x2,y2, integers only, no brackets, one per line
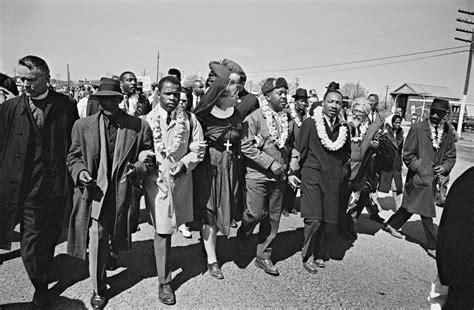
94,77,123,97
431,98,450,111
292,88,309,99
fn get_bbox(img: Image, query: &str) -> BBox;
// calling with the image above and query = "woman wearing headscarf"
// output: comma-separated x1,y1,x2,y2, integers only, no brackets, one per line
192,76,242,279
378,114,404,210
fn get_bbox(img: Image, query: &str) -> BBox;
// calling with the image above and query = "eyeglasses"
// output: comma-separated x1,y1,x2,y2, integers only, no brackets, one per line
352,109,365,115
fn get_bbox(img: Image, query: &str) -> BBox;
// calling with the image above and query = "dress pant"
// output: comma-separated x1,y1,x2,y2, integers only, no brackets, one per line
21,196,65,292
351,190,378,217
237,178,283,260
153,233,172,284
301,219,332,262
386,206,437,250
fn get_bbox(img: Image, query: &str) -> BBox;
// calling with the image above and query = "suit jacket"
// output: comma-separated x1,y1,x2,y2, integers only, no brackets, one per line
402,120,456,217
66,110,152,259
235,89,259,118
142,108,204,234
0,92,78,250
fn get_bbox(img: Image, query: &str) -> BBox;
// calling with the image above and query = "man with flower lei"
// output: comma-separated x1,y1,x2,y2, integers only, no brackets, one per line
281,88,309,217
384,98,456,260
138,76,204,305
237,77,293,276
288,89,351,274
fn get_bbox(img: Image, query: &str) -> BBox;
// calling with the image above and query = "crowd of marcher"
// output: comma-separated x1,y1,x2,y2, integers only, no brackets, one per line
0,55,471,309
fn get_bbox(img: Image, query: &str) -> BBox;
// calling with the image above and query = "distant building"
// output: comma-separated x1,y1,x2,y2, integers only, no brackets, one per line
390,82,460,121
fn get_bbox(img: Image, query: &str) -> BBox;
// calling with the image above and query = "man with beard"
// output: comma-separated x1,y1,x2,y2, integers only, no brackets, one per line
289,89,351,274
282,88,309,216
0,55,78,308
237,77,292,276
383,98,456,259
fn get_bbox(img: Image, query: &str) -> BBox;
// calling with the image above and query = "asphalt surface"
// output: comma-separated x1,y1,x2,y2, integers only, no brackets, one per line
1,148,473,309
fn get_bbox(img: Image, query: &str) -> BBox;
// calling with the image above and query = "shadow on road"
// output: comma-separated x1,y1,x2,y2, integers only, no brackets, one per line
402,220,439,250
0,296,87,310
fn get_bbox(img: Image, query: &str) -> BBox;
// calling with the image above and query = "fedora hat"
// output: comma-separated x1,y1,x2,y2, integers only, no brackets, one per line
292,88,309,99
94,77,123,97
431,98,450,112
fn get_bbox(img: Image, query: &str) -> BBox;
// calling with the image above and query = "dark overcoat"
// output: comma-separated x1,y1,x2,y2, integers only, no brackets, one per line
402,120,456,217
378,123,404,194
0,92,78,250
66,111,152,260
296,116,351,223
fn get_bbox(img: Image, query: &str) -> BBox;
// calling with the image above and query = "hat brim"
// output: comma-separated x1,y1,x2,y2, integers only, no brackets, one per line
94,90,123,97
292,95,310,99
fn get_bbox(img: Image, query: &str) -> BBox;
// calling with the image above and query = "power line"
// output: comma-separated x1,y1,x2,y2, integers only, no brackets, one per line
248,46,468,74
283,50,469,77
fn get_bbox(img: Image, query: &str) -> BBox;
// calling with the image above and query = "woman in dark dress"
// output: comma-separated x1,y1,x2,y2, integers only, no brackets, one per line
193,77,242,279
378,114,404,210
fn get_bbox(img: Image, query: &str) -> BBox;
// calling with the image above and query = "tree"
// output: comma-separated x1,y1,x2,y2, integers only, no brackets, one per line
182,74,204,89
341,82,367,100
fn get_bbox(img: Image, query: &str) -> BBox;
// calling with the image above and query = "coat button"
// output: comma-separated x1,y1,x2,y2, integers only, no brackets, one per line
15,154,20,159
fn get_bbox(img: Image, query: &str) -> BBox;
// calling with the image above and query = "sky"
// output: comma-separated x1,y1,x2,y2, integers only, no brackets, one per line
1,0,473,102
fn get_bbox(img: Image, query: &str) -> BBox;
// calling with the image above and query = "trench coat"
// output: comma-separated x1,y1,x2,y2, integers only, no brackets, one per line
66,111,153,260
142,109,203,234
402,120,456,218
0,92,78,250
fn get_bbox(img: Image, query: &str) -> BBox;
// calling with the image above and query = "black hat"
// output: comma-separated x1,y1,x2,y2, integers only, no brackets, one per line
292,88,309,99
261,77,288,95
94,77,123,97
326,81,340,91
431,98,450,112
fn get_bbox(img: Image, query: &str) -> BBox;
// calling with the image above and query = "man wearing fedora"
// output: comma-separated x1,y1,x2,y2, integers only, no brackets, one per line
383,98,456,259
0,55,78,308
282,88,309,217
67,77,152,309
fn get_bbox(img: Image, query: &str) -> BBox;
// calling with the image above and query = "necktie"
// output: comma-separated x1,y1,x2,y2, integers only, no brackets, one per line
329,118,334,130
166,112,172,125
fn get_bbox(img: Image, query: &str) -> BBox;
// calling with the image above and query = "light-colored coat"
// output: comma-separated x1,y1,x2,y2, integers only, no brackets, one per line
143,109,203,234
402,120,456,217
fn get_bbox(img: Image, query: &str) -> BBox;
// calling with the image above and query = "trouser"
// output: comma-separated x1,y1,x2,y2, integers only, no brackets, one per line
21,196,64,293
386,206,437,250
237,179,283,260
352,190,378,217
281,183,296,212
301,219,332,262
153,233,172,284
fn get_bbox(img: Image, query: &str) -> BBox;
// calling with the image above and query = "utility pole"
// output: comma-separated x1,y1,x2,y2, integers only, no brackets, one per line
295,77,299,90
384,85,390,110
454,9,474,138
156,51,160,82
67,64,71,92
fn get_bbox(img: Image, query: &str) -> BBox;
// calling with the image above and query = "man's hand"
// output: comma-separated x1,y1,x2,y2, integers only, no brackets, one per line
270,161,282,176
169,161,185,178
78,170,95,186
289,157,300,172
287,175,301,191
139,150,156,171
189,140,207,159
434,165,446,176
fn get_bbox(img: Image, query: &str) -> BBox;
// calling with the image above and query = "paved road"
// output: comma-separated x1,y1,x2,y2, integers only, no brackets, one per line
1,151,473,309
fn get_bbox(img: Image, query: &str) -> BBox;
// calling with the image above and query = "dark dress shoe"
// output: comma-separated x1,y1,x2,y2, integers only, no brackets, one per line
314,258,325,268
370,213,385,224
230,219,238,228
208,262,224,279
281,210,290,217
90,291,107,309
106,256,118,271
383,225,404,239
303,260,318,274
290,209,298,215
254,258,279,276
159,283,176,305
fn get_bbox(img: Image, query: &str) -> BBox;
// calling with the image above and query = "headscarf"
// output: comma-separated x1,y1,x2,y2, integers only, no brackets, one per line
194,77,231,118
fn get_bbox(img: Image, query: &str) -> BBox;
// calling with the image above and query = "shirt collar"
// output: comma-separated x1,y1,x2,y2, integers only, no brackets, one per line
31,89,49,100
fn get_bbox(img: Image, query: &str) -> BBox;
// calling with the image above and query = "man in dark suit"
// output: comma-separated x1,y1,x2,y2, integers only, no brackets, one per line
289,89,351,274
67,77,152,309
0,55,79,308
367,94,384,125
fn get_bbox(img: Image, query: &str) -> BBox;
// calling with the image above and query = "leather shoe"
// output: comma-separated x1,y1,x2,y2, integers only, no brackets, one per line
90,291,107,309
230,219,238,228
303,260,318,274
254,258,279,276
314,258,325,268
159,283,176,305
370,213,385,224
208,262,224,279
427,249,436,259
383,225,404,239
290,209,298,215
281,210,290,217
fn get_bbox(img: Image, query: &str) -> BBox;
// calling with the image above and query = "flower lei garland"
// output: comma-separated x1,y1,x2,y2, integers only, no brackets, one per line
261,101,289,149
147,104,187,158
312,106,348,151
351,120,369,143
288,103,302,127
429,121,444,150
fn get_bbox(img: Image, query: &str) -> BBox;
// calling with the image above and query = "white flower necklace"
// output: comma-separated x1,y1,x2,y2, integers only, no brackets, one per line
312,106,348,151
429,121,444,150
288,103,302,127
351,120,369,143
261,101,289,149
147,104,187,158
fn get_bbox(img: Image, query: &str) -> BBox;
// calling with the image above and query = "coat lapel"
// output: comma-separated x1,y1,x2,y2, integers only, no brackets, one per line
84,114,101,163
112,113,138,177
